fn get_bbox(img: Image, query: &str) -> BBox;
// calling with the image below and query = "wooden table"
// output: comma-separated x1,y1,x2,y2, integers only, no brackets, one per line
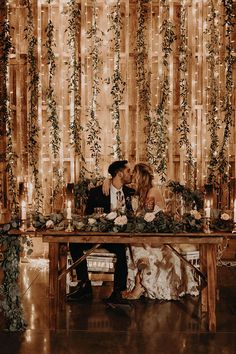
42,230,225,332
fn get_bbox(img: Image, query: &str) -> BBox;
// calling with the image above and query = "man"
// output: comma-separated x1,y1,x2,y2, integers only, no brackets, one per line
67,160,134,303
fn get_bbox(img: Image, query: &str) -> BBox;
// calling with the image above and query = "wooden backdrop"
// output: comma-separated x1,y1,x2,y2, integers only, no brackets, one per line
0,0,235,213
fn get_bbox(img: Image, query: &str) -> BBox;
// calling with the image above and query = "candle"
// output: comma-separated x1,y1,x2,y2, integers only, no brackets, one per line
234,199,236,223
67,200,72,220
205,200,211,218
21,201,27,220
28,182,33,204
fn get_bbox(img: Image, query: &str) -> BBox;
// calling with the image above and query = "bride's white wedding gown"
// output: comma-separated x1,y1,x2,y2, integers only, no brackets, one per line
126,243,199,300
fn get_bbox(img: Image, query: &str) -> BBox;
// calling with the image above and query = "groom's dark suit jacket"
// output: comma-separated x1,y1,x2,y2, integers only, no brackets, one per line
85,185,135,215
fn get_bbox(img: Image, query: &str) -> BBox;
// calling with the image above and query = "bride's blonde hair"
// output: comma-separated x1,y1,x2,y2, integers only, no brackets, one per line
133,163,154,210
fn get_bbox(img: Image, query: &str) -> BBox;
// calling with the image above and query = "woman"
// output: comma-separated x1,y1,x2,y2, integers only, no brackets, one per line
122,163,199,300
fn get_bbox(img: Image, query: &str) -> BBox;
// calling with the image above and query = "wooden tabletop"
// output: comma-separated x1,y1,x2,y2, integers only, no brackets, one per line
41,230,226,244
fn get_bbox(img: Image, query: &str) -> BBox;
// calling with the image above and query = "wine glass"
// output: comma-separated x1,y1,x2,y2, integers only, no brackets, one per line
131,196,139,215
145,197,155,212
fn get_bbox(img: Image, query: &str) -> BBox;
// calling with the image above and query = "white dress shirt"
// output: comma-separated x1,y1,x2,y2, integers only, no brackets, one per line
110,184,125,211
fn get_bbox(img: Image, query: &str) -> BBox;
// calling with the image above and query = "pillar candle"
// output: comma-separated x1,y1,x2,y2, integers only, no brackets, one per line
67,200,72,219
205,200,211,218
28,182,33,204
21,201,27,220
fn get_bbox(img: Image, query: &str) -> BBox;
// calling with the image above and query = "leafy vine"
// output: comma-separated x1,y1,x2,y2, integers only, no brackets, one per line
66,0,85,177
0,18,18,212
45,19,61,160
135,0,152,163
218,0,235,182
24,0,42,211
150,0,176,182
177,1,195,187
205,1,221,184
86,0,103,176
108,0,125,159
45,10,63,198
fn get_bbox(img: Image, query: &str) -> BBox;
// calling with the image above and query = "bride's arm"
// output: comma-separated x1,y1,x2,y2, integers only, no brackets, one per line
102,177,111,196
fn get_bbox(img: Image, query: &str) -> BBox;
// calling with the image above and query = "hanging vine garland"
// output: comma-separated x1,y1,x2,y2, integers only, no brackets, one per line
66,0,86,178
45,19,61,160
177,0,195,187
0,19,18,211
135,0,152,163
86,0,103,176
108,0,125,159
45,11,63,198
150,0,176,182
205,1,221,184
24,0,42,211
218,0,235,182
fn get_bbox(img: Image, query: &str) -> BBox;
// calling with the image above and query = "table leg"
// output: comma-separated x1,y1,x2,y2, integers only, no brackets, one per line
48,242,59,329
200,245,207,313
206,244,217,332
58,243,67,310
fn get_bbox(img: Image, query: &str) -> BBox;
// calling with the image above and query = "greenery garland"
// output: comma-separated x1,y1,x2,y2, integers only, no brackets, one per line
45,8,63,199
45,19,61,160
66,0,86,177
135,0,152,164
24,0,42,211
108,0,125,159
218,0,235,182
151,0,176,182
0,219,26,331
0,19,18,212
205,1,221,184
177,1,195,187
86,0,103,176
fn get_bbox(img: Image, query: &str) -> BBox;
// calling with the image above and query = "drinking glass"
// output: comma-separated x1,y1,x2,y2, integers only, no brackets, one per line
145,197,155,212
131,196,139,215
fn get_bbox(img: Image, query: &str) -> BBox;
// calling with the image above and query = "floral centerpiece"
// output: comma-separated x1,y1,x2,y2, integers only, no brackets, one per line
210,212,234,232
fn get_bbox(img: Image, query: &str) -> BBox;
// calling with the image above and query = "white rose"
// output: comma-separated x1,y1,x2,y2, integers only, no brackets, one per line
46,220,54,229
114,215,128,226
221,213,230,221
88,218,96,225
76,221,84,230
144,212,155,222
106,211,117,220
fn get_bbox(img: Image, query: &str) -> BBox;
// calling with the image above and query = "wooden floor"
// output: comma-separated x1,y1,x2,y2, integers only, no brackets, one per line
1,260,236,354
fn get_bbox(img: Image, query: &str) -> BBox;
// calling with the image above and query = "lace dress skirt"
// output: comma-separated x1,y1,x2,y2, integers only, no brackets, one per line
126,244,199,300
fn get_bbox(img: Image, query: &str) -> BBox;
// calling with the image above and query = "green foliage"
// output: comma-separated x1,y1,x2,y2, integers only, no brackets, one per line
73,210,204,234
66,0,84,166
74,177,104,209
218,0,235,183
0,218,26,331
167,180,204,210
205,1,221,184
45,19,61,160
177,3,195,187
108,0,125,159
0,19,18,212
149,3,176,182
24,0,42,211
86,1,103,176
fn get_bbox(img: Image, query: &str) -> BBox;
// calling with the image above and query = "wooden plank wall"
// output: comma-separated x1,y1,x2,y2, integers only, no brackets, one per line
0,0,235,213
